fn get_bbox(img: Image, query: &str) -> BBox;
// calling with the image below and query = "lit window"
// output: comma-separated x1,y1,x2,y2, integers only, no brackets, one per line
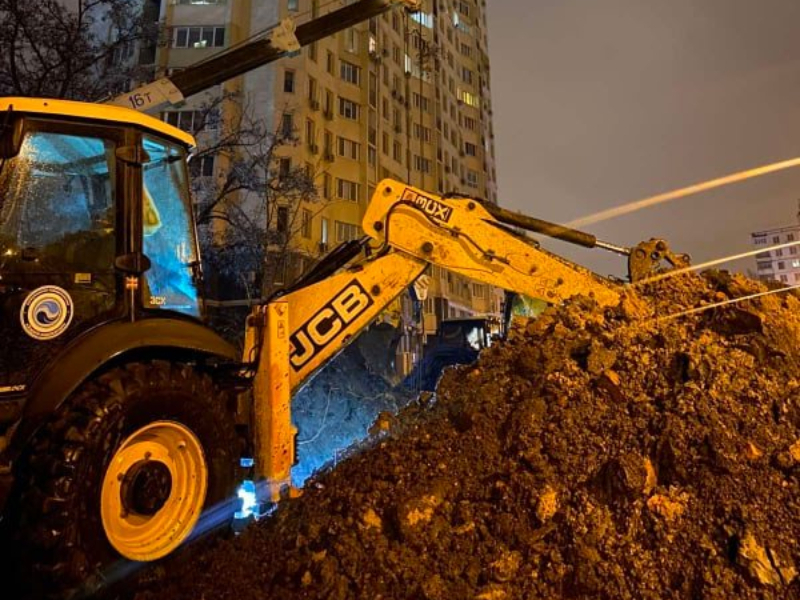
411,12,433,28
173,26,225,48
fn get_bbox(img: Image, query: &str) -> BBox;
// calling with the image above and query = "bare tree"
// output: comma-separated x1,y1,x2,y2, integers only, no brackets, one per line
186,92,325,306
0,0,155,100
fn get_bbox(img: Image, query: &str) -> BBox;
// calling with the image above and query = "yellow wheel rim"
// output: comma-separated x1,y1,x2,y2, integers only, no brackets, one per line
100,421,208,562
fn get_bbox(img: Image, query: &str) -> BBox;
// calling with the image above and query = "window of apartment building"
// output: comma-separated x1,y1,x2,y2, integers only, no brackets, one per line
461,67,474,85
281,113,294,138
284,69,295,93
326,51,335,75
458,89,480,108
324,90,334,116
340,60,361,85
757,261,773,270
414,155,432,173
458,1,471,16
796,272,800,282
279,157,291,178
393,140,402,162
753,236,766,245
338,97,360,120
368,120,377,146
173,26,225,48
791,246,798,255
322,173,332,199
776,249,784,257
781,274,789,283
794,260,800,268
336,220,360,242
189,155,215,178
368,145,377,166
413,123,432,142
344,28,359,53
412,93,431,112
460,42,473,57
773,236,781,244
305,162,314,178
321,217,329,244
464,116,477,131
392,11,400,32
276,206,289,234
323,131,334,156
393,108,402,132
288,0,299,12
337,136,361,160
309,41,318,62
306,119,317,149
382,133,390,155
162,109,216,133
382,97,390,120
464,142,477,156
369,73,378,108
789,233,796,241
466,169,479,188
453,12,471,34
301,209,312,238
393,45,402,66
336,178,361,202
411,11,434,29
308,76,318,106
312,0,319,18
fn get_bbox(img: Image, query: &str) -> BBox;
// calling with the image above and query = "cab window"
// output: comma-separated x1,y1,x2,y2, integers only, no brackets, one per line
141,135,200,317
0,129,116,278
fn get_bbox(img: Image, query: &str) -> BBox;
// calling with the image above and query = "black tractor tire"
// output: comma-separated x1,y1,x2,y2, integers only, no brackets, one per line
9,360,240,599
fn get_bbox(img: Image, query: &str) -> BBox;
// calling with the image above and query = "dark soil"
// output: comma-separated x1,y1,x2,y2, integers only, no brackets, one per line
135,271,800,600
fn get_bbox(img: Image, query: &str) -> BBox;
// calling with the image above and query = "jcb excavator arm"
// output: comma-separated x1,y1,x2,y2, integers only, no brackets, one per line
245,179,687,501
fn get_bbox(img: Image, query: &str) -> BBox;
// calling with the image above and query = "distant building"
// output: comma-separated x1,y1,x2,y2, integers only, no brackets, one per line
751,206,800,284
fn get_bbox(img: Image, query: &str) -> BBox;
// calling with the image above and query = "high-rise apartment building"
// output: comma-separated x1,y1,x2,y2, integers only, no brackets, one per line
751,207,800,285
155,0,502,359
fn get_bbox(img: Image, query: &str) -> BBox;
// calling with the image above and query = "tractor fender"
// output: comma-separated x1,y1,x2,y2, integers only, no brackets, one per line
8,317,238,461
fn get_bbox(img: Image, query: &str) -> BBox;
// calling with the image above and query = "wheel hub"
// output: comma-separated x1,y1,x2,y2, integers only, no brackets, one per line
121,460,173,516
100,421,208,562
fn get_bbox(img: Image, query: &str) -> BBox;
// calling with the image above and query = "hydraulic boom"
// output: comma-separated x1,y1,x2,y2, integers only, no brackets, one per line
244,179,687,500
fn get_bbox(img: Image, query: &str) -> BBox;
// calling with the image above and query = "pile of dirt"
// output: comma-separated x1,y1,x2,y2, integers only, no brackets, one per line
136,271,800,600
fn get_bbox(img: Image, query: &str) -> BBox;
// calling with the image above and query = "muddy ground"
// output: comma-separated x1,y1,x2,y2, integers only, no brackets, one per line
136,272,800,600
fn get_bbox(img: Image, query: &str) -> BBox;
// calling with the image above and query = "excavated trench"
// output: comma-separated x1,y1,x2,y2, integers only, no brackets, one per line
135,271,800,600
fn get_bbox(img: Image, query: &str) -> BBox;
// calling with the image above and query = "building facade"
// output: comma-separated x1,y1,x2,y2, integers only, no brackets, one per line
155,0,502,364
751,217,800,285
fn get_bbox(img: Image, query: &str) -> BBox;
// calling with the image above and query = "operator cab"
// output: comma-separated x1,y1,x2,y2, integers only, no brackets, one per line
0,98,201,389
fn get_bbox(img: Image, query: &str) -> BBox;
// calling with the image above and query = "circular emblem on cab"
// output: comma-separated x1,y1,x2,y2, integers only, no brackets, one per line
20,286,74,341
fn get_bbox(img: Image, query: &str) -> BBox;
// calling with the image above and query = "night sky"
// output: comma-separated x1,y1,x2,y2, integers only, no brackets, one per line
487,0,800,276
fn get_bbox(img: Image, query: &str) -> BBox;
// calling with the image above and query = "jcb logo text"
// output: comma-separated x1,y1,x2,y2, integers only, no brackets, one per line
289,280,374,371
